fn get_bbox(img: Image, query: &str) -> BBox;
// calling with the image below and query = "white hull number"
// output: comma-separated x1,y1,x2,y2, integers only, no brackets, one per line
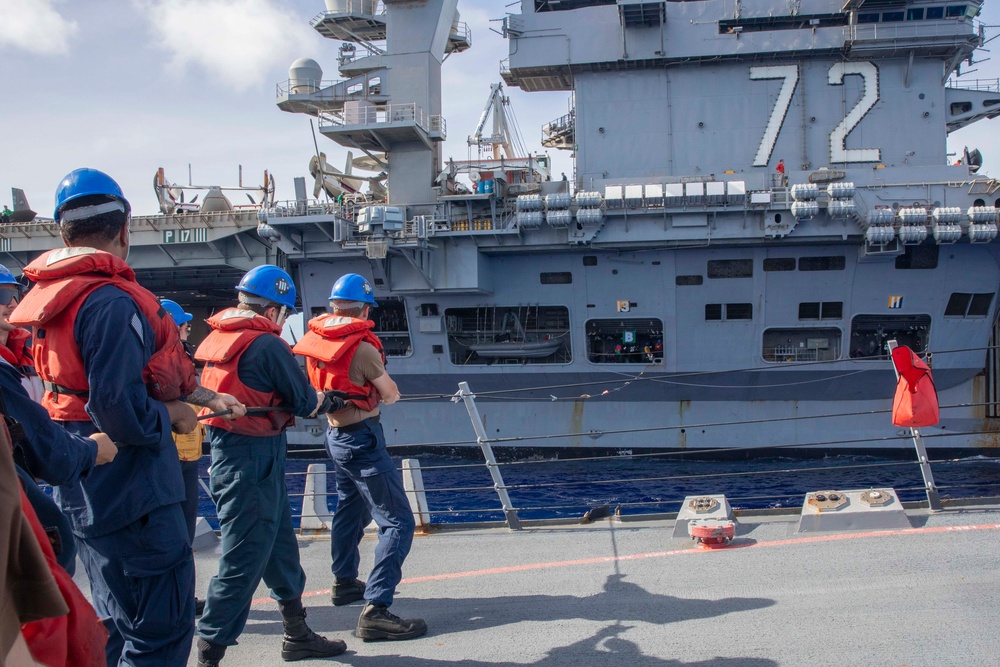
751,61,880,167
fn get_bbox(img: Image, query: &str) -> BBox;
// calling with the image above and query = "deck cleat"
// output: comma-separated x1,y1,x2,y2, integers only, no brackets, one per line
687,517,736,548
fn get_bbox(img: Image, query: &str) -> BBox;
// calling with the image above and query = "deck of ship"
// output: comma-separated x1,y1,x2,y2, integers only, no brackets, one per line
127,501,1000,666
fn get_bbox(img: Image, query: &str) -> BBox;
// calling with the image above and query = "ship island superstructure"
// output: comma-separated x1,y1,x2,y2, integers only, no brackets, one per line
5,0,1000,452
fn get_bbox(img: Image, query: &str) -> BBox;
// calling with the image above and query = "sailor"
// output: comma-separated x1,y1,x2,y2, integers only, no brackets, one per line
9,167,246,667
0,264,42,402
195,265,346,666
0,327,119,577
159,297,208,617
1,204,11,223
292,273,427,641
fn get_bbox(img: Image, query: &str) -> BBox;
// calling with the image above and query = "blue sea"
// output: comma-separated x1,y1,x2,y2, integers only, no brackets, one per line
198,450,1000,528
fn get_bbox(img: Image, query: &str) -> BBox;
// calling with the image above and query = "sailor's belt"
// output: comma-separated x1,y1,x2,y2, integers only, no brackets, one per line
335,415,379,433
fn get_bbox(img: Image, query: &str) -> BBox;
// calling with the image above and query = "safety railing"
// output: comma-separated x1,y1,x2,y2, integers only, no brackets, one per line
318,103,445,139
946,77,1000,93
181,342,1000,534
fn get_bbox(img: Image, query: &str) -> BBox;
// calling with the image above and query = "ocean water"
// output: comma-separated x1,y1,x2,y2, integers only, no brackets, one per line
197,450,1000,528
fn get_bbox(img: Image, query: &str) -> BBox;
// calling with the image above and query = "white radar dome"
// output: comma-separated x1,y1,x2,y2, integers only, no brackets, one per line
289,58,323,94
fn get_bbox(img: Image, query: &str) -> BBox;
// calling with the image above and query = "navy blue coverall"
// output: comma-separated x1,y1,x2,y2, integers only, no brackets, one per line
0,357,98,574
327,418,415,607
197,334,318,647
59,285,194,667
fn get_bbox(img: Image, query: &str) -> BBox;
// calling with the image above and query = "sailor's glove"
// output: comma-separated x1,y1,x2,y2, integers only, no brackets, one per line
317,390,348,415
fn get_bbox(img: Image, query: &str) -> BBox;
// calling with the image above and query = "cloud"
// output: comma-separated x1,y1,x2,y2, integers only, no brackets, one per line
0,0,77,55
143,0,314,92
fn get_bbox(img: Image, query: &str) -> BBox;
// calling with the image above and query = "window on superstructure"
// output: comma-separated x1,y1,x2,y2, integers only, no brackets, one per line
946,5,967,18
707,259,753,279
373,296,412,357
858,12,880,23
676,275,703,286
726,303,753,320
444,305,571,365
946,292,995,317
907,8,925,20
926,7,945,18
540,272,573,284
799,256,846,271
534,0,614,12
799,302,843,320
763,328,842,363
895,245,939,269
849,314,931,359
764,258,796,272
585,318,663,364
705,303,753,320
882,10,905,21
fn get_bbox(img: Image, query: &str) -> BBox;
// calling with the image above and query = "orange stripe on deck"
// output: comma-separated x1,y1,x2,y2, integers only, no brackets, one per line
250,522,1000,607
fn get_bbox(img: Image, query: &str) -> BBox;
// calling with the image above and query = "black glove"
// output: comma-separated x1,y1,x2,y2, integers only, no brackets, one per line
316,391,347,415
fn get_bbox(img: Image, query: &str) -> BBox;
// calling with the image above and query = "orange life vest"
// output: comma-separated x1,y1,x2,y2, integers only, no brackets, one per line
1,328,33,373
9,248,197,421
195,308,295,436
292,315,385,412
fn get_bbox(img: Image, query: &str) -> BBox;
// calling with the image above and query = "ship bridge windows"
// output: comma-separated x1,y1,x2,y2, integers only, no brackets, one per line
849,314,931,359
373,296,412,357
895,244,939,269
763,328,842,363
445,306,571,365
945,292,995,317
586,318,663,364
719,13,848,33
855,5,971,23
534,0,614,12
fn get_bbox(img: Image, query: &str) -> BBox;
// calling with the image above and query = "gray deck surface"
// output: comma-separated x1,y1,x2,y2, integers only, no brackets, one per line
149,505,1000,666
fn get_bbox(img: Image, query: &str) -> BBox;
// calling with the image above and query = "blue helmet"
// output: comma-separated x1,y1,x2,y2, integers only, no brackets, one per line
54,168,130,222
159,298,192,325
236,265,297,313
0,264,19,287
329,273,377,307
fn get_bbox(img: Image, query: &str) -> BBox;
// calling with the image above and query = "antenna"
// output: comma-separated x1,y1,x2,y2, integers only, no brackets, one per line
310,120,330,203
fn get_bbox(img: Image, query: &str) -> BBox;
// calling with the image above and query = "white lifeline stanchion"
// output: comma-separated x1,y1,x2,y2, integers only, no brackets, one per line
886,339,942,511
194,477,220,550
300,463,333,534
456,381,522,529
401,458,431,530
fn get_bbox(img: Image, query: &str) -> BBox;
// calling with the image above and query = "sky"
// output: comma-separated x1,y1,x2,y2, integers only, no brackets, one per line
0,0,573,217
0,0,999,217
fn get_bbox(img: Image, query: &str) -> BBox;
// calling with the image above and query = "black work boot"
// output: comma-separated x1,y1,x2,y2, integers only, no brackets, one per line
279,600,348,661
197,638,227,667
356,602,427,641
331,577,366,606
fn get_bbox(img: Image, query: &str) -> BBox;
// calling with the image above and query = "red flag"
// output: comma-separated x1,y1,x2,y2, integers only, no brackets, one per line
890,345,939,427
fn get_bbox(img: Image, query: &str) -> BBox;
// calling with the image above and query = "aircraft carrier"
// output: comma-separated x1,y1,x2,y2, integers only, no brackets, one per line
5,0,1000,452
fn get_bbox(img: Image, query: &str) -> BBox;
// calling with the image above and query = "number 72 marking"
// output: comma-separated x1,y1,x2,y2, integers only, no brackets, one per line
750,65,799,168
750,61,881,167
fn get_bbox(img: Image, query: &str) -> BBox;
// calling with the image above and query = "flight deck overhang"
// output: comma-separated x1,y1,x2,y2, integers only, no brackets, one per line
311,7,387,43
945,83,1000,131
